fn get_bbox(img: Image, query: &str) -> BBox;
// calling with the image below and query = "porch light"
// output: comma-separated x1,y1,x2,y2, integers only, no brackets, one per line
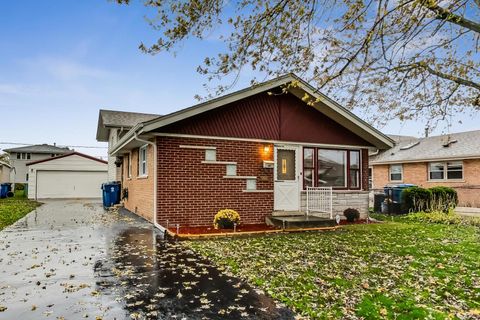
263,145,270,153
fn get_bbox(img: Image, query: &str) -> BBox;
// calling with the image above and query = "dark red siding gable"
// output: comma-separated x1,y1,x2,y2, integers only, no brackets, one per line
160,92,372,146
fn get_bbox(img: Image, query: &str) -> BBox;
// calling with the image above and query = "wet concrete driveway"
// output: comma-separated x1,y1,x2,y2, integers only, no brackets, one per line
0,200,294,319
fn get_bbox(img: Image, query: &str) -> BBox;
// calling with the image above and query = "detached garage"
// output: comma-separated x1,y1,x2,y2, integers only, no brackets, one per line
27,152,108,199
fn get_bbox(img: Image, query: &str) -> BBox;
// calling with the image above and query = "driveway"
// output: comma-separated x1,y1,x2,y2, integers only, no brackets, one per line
0,200,294,320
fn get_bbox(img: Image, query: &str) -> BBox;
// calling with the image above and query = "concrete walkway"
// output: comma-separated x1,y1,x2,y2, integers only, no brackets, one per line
0,200,294,319
455,206,480,218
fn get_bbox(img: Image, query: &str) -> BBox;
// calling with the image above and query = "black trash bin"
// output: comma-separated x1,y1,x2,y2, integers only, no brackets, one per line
384,184,416,214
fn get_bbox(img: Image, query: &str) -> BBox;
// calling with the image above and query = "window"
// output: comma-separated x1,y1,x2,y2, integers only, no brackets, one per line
303,148,314,188
205,149,216,161
17,153,31,160
246,179,257,190
389,164,403,181
429,162,463,180
429,162,444,180
349,151,360,188
318,149,347,187
447,162,463,179
303,148,361,189
226,164,237,176
138,146,147,176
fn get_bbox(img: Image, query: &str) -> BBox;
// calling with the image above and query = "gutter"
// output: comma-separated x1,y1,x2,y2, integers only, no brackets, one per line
130,131,164,232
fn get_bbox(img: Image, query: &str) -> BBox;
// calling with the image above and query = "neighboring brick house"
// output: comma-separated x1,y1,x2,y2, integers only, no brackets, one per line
96,74,393,229
370,130,480,207
3,144,71,184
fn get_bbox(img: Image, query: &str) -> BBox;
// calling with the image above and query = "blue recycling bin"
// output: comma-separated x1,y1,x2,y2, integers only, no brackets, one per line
0,183,12,199
101,182,121,209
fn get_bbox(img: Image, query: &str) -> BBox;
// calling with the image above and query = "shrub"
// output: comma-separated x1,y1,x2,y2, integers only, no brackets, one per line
343,208,360,222
402,186,458,213
402,187,432,213
213,209,240,229
405,211,480,227
429,186,458,211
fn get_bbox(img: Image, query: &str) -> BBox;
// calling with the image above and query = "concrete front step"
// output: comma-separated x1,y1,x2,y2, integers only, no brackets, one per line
266,215,337,229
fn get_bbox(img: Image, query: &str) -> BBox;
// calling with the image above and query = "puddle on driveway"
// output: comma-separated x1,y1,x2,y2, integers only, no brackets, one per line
0,200,294,319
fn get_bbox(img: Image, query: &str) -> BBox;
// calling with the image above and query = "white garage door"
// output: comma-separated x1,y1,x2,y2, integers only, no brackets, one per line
36,170,107,199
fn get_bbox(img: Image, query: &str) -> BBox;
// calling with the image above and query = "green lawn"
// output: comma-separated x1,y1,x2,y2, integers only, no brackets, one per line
186,221,480,319
0,191,40,230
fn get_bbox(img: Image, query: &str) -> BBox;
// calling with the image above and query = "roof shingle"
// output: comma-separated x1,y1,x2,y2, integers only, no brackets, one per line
4,144,71,154
370,130,480,164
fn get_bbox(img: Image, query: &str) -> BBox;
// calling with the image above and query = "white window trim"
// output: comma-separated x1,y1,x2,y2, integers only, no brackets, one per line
428,161,464,182
389,164,403,182
138,145,148,178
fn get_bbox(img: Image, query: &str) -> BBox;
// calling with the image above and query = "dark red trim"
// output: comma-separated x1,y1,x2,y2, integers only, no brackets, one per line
26,152,108,166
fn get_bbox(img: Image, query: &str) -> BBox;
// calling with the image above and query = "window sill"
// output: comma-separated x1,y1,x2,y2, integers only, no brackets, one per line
389,180,403,183
223,176,257,179
137,175,148,179
242,190,273,193
427,179,465,183
202,161,237,165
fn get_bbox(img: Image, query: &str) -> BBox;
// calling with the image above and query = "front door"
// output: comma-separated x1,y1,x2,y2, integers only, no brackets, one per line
274,146,300,211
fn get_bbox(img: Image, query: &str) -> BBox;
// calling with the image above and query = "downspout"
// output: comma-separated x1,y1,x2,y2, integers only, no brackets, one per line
133,131,164,232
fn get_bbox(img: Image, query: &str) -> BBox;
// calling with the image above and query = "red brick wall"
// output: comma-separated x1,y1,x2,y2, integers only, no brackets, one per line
362,149,369,191
122,144,155,222
157,136,274,227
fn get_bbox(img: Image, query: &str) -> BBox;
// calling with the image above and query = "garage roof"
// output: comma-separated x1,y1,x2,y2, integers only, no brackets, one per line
27,152,107,166
4,144,71,154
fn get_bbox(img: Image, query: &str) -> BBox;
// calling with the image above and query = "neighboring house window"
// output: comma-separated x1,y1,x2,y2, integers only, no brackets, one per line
138,145,147,176
429,162,463,180
389,164,403,181
303,148,361,189
17,153,31,160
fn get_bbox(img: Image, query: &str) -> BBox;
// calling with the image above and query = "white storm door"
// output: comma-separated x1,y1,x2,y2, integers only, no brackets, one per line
274,146,300,211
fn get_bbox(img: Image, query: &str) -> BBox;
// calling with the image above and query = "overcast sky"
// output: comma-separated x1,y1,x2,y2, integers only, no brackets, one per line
1,1,478,158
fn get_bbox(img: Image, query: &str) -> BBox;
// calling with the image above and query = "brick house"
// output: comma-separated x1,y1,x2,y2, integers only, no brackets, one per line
96,74,393,229
370,130,480,207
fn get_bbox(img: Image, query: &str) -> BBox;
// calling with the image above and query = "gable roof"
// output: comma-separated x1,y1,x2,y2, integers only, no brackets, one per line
96,109,161,141
111,74,394,154
370,130,480,164
27,152,108,166
4,144,71,154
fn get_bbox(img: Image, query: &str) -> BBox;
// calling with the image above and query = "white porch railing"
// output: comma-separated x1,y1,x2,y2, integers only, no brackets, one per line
306,187,333,219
